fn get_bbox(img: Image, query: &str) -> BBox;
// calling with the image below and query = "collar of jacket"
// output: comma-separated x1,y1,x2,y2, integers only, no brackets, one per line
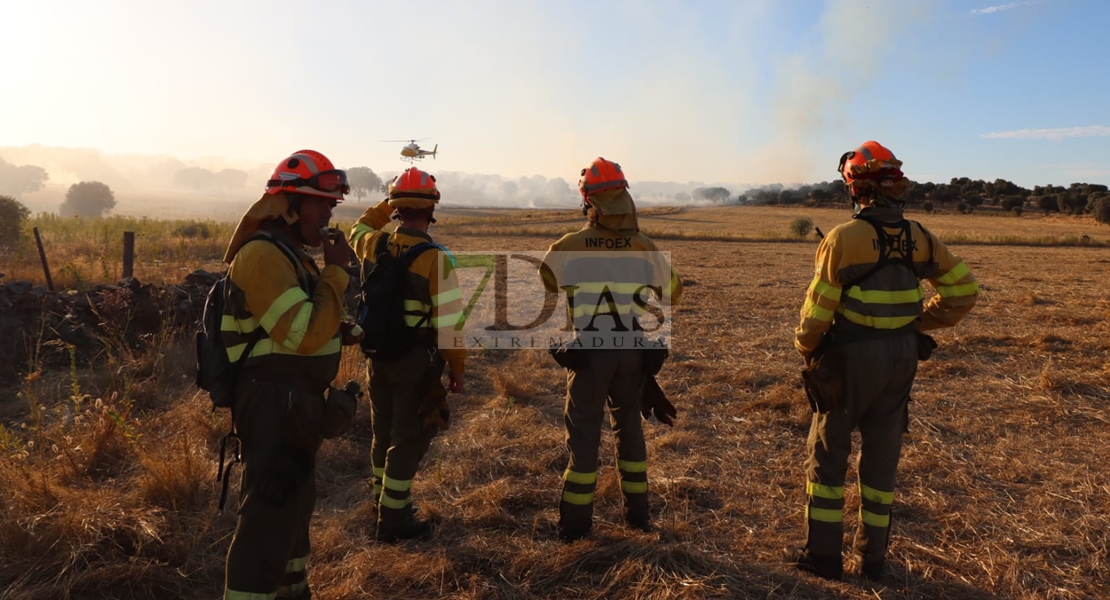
258,221,314,263
393,226,434,244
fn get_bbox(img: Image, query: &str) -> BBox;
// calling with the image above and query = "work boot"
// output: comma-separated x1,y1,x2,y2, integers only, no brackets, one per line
557,519,591,542
625,507,653,533
860,559,885,581
785,547,843,581
376,514,432,543
558,500,593,542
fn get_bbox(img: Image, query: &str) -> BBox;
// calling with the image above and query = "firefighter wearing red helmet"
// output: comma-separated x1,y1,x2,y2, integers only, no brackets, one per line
347,166,466,542
221,150,364,599
539,157,683,541
788,141,979,581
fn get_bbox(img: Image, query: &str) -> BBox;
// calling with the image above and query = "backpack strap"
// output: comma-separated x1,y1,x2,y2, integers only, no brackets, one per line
236,233,311,361
374,233,391,262
398,243,439,329
399,242,438,263
841,217,919,290
360,233,392,284
250,231,314,292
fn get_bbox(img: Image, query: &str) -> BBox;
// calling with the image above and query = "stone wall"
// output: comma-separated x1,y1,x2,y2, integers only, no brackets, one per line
0,266,361,385
0,271,219,384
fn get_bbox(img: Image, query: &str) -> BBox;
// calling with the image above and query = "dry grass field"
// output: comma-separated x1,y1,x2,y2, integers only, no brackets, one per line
2,204,1109,599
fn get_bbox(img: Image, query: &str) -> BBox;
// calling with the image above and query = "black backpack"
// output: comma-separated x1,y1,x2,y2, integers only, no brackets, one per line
195,234,306,409
356,234,437,362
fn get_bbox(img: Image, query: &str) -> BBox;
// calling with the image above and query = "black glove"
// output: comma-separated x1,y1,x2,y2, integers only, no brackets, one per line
418,375,450,433
641,375,677,426
916,331,938,361
418,396,450,432
321,380,361,439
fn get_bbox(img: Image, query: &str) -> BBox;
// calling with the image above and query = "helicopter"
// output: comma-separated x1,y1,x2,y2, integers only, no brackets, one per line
382,139,437,162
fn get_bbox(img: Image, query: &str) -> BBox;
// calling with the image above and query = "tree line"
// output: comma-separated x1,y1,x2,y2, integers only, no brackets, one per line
2,155,1109,225
0,158,392,219
735,177,1110,224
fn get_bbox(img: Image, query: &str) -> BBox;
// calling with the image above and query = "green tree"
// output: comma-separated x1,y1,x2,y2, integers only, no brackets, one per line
1086,192,1109,214
0,158,49,197
1001,196,1024,212
0,195,30,248
903,181,927,205
1036,195,1059,213
692,187,732,203
215,168,249,190
348,166,384,202
59,181,116,217
809,188,831,207
1092,197,1110,225
174,167,215,191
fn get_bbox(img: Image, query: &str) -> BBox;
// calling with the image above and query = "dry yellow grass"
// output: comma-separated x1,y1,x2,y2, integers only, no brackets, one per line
2,206,1109,599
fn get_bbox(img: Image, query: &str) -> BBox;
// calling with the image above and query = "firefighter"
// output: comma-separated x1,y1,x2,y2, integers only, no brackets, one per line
221,150,363,599
348,166,466,542
539,157,683,541
789,141,979,581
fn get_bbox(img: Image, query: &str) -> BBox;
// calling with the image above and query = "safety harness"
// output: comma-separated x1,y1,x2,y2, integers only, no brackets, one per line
841,217,934,289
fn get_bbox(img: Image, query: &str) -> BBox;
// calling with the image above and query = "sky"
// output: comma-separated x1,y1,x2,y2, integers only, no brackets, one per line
3,0,1108,192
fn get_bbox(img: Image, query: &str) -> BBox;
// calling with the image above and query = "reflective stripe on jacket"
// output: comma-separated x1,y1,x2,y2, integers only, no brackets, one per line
222,225,346,388
539,224,682,333
795,206,979,357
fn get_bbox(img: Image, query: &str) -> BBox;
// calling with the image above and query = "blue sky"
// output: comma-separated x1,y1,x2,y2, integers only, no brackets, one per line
3,0,1107,190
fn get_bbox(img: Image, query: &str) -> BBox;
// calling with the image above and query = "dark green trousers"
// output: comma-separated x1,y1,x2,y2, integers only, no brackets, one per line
803,332,917,564
368,345,445,524
560,349,648,531
225,376,325,599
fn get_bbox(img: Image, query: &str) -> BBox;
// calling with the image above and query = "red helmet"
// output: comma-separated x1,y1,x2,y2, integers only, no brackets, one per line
265,150,349,201
578,157,629,198
387,167,440,209
837,141,908,199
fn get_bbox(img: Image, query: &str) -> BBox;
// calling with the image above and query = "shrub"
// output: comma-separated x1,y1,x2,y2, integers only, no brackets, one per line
1093,197,1110,225
174,222,212,239
789,216,813,238
0,195,30,248
922,201,934,213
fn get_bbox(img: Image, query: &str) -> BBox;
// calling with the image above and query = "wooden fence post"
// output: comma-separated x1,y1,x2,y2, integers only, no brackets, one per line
122,231,135,279
33,227,55,292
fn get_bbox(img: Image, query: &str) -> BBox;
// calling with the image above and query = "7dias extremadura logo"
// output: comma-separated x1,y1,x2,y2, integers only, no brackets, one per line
438,251,676,351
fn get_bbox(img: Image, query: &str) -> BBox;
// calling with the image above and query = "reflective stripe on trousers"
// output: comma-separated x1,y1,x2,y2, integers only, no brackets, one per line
561,349,647,528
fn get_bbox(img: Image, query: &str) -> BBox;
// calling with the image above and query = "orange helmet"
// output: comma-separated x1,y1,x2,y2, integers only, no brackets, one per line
837,141,909,199
265,149,349,201
387,167,440,209
578,157,629,198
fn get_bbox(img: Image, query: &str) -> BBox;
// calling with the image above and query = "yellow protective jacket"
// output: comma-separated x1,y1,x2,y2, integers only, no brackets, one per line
348,199,467,374
795,205,979,358
540,222,683,333
222,223,347,389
